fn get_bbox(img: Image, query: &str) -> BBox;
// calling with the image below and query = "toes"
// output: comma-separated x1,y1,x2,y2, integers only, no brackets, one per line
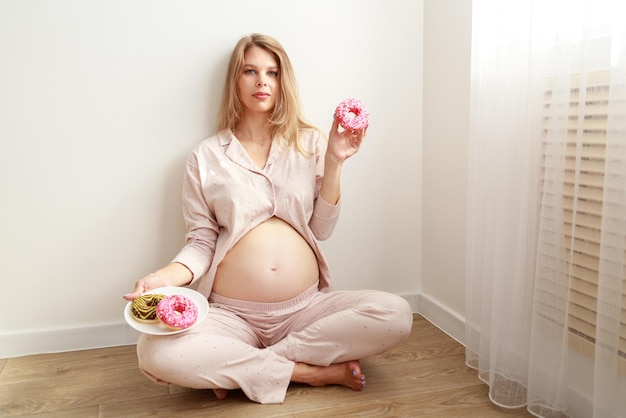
349,360,362,376
213,388,229,400
347,360,365,391
356,374,366,390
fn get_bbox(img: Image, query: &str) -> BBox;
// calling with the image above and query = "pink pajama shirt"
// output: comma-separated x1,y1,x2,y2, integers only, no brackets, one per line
136,129,413,403
171,128,339,297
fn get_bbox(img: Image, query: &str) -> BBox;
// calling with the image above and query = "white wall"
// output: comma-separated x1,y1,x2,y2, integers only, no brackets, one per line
421,0,472,343
0,0,423,357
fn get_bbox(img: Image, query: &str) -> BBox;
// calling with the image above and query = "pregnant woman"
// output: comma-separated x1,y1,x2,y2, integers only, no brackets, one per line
124,33,413,404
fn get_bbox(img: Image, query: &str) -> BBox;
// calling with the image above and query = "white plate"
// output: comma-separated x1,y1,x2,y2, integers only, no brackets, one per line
124,287,209,336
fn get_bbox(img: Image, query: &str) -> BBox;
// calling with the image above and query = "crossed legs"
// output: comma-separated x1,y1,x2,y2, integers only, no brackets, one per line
137,289,412,404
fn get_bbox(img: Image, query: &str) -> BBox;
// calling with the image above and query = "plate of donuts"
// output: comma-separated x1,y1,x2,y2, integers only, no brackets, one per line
124,286,209,336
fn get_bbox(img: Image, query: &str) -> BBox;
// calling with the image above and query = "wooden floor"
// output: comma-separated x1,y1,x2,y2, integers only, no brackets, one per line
0,315,533,418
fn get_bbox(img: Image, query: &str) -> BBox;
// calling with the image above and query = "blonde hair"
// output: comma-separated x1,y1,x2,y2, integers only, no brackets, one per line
217,33,319,154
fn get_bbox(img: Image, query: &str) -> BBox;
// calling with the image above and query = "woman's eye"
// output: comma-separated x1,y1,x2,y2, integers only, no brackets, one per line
268,71,278,77
244,69,256,75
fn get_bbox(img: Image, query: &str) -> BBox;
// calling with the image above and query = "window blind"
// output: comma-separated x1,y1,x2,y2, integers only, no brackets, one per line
540,70,626,373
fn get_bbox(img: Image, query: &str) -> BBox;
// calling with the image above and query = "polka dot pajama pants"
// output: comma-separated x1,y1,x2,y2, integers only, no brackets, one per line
137,283,413,404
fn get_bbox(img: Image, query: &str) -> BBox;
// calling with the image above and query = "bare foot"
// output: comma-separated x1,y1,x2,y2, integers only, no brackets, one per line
212,388,229,400
291,360,366,391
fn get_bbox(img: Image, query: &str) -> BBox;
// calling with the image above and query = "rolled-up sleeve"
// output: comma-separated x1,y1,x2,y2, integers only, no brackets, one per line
310,195,340,240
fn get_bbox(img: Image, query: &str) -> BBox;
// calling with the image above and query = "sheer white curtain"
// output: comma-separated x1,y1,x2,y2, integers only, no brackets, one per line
465,1,626,417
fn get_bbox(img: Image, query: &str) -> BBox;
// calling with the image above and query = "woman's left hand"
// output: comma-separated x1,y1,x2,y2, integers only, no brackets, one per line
326,116,367,164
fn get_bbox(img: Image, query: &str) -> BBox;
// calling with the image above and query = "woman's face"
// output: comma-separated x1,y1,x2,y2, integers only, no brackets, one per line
237,46,280,117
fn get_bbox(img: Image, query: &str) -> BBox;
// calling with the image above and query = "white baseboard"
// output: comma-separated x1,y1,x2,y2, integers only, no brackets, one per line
414,293,466,346
1,293,465,359
0,323,141,359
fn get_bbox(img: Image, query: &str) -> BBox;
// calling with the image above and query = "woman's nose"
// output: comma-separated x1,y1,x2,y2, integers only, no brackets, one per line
256,76,267,87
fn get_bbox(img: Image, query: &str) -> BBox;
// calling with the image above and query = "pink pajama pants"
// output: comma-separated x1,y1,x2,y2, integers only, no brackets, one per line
136,283,413,404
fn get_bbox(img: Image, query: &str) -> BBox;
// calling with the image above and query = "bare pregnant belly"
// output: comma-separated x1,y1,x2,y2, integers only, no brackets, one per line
212,217,320,302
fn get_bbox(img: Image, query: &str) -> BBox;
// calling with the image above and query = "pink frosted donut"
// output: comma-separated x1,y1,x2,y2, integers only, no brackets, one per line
335,98,369,131
156,294,198,330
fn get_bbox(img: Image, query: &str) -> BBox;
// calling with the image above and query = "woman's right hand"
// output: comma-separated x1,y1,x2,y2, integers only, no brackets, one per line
123,262,193,301
123,272,172,301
